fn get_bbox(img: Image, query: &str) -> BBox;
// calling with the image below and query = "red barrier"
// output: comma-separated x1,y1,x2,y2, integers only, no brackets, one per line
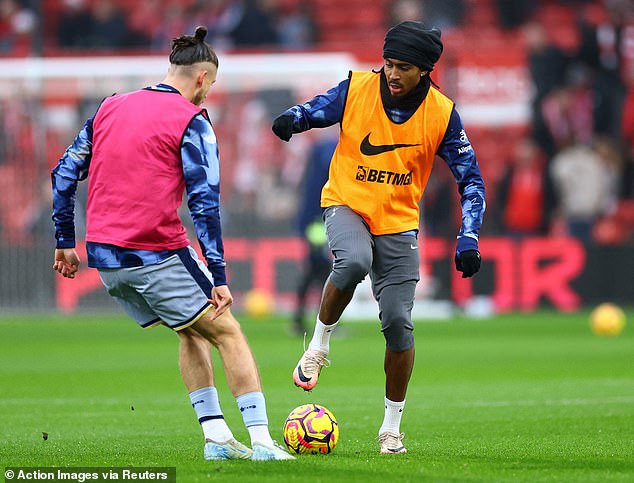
519,238,585,312
56,236,586,313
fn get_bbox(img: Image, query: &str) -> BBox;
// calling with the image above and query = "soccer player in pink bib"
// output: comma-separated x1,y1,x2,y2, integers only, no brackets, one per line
52,26,293,462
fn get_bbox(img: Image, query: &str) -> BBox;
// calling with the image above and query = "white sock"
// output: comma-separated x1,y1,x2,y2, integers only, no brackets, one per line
247,424,274,447
378,397,405,436
235,392,273,446
201,419,234,443
189,386,234,442
307,318,339,354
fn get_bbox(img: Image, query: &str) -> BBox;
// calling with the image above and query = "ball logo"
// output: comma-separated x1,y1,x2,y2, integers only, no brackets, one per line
356,166,367,181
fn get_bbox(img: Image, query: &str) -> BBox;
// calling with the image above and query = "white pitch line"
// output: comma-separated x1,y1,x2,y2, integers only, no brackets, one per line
2,396,634,410
443,395,634,409
0,396,176,407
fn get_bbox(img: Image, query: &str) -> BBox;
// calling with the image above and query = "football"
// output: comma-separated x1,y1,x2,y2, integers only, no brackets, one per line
243,289,274,318
590,303,626,336
283,403,339,454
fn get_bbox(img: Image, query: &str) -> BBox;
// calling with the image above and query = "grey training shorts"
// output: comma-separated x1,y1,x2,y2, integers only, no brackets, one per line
98,246,213,331
324,205,420,351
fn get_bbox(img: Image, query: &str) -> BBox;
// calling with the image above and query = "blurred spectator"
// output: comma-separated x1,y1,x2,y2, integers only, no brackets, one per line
150,2,189,51
595,135,625,203
577,0,634,141
229,92,304,234
494,0,536,30
420,0,465,29
228,0,279,47
591,136,627,243
41,174,88,243
541,63,595,151
277,2,317,49
497,138,547,237
421,164,455,237
125,0,163,48
621,67,634,198
0,0,35,53
550,138,620,243
0,107,7,165
56,0,94,50
291,134,335,336
524,21,571,158
25,179,55,244
388,0,464,29
186,0,235,49
89,0,131,50
389,0,424,26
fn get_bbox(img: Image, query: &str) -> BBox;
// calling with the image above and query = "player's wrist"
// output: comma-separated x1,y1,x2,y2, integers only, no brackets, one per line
455,236,478,254
56,240,76,249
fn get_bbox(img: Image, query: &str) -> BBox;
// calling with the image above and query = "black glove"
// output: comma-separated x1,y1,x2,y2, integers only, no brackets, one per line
272,113,294,141
454,250,481,278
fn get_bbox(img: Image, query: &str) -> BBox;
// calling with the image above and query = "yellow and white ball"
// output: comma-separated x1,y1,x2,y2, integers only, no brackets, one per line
590,303,626,336
243,289,274,318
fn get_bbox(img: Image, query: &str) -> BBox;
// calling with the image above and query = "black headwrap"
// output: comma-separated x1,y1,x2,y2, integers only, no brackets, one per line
383,21,443,71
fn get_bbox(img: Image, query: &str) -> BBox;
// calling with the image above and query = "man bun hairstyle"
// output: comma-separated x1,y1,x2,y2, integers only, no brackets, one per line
169,26,219,67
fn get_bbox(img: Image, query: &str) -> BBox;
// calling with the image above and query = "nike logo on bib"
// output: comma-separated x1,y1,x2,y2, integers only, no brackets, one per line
360,132,420,156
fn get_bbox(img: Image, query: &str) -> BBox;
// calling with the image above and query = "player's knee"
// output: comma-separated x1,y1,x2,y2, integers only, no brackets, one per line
333,251,371,290
177,326,199,341
383,324,414,352
178,325,211,350
381,308,414,352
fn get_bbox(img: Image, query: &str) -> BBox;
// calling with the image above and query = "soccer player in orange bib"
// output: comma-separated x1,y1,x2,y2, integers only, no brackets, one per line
272,21,486,454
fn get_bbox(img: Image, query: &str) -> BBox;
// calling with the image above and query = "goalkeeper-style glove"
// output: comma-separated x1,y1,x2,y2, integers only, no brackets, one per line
454,237,481,278
455,250,481,278
272,112,294,141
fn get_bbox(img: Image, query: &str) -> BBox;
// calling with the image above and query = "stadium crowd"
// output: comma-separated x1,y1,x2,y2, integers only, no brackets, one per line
0,0,633,247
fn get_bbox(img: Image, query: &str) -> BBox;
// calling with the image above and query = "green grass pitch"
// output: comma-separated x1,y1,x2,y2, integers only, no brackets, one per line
1,309,633,482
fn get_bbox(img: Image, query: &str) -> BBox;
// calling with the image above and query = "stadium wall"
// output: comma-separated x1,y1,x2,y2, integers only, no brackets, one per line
0,54,630,314
1,236,630,314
